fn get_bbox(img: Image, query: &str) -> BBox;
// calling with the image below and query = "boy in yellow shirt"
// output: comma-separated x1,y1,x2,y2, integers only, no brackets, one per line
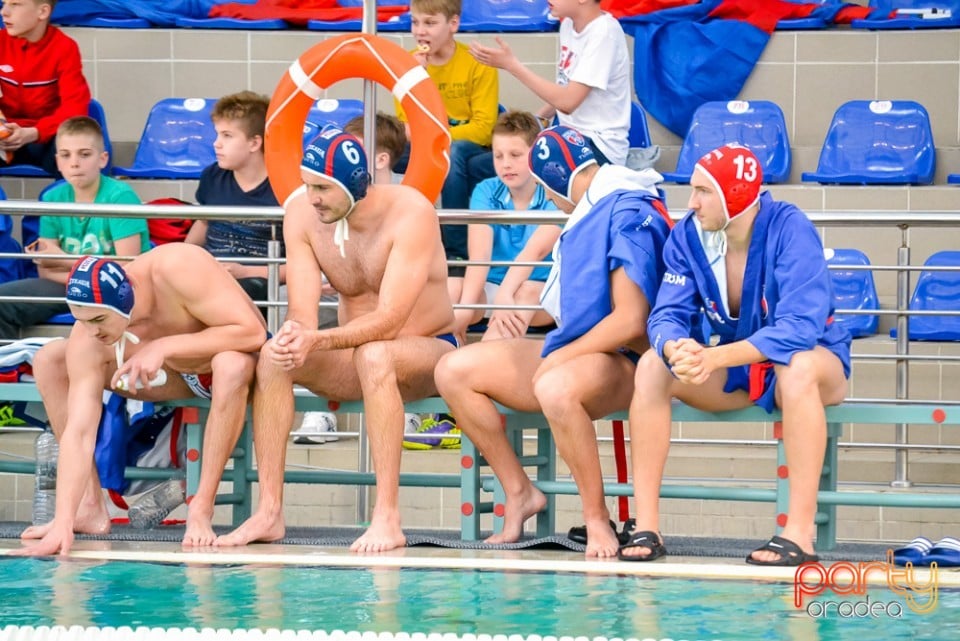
396,0,499,276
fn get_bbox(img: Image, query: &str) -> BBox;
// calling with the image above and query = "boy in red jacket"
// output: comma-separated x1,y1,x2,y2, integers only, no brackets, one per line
0,0,91,175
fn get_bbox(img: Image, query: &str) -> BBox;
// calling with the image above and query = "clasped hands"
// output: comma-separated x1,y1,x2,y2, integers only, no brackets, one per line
666,338,716,386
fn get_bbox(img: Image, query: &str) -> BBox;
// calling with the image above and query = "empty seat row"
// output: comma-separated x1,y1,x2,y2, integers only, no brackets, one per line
52,0,558,33
827,249,960,341
0,97,367,181
0,96,953,186
665,99,944,186
1,98,653,181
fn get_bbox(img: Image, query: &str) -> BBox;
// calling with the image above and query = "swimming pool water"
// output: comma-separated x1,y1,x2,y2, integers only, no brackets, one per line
0,558,956,640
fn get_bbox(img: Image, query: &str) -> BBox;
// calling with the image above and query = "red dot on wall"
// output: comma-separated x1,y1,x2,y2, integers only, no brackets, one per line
933,408,946,424
777,513,788,527
328,401,340,411
493,503,505,517
461,456,474,469
186,449,200,462
777,465,789,479
773,422,783,440
461,503,474,516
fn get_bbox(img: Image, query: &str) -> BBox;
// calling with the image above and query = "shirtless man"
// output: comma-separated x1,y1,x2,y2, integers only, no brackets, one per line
13,243,267,556
215,126,456,553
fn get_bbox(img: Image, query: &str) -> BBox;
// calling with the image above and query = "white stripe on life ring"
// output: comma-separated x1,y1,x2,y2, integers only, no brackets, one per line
391,65,430,102
288,59,324,101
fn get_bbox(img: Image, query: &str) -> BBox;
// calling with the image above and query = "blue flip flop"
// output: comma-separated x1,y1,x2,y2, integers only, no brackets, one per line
892,536,934,566
925,537,960,568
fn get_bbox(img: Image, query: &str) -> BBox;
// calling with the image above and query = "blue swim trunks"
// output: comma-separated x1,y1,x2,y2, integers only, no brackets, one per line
436,333,460,349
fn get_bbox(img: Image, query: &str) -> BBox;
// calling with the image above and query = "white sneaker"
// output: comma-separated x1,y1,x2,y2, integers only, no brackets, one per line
404,413,422,434
293,412,338,444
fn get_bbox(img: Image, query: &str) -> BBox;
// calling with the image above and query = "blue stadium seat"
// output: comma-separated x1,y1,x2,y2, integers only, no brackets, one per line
896,251,960,341
801,100,935,185
629,101,652,149
458,0,559,32
113,98,217,180
852,1,960,29
825,248,879,338
52,16,152,28
176,17,287,29
308,0,410,31
0,98,113,178
301,99,365,148
660,100,791,183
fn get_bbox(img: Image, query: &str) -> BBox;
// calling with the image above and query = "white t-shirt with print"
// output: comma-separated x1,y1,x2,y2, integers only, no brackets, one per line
556,12,632,165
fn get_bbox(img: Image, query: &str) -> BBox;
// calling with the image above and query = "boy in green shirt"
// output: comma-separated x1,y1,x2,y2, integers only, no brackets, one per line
0,115,148,338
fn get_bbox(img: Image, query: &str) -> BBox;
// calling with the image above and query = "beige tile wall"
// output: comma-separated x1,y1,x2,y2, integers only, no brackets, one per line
58,26,960,182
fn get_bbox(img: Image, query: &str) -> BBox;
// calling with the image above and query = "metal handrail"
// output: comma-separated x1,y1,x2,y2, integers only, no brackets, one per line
3,200,960,486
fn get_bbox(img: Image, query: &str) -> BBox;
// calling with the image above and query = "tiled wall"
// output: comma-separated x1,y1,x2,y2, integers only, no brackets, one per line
59,25,960,188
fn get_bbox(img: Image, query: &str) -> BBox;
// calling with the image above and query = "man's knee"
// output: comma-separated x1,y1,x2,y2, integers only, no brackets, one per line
776,351,820,399
434,349,472,397
353,340,398,384
635,348,672,391
532,367,579,413
211,351,256,392
33,340,68,384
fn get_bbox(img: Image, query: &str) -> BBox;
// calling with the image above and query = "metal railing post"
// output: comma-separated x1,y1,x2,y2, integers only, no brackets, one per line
892,225,912,488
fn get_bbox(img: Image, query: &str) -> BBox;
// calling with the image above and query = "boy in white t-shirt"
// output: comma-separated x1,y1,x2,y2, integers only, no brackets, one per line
468,0,631,165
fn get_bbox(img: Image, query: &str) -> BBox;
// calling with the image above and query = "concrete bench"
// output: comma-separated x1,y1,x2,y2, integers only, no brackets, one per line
3,382,959,550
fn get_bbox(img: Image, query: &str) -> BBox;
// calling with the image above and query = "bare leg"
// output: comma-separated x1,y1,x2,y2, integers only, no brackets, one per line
535,353,634,558
183,352,256,547
435,339,545,544
750,347,848,563
214,353,299,546
21,340,110,540
622,350,750,559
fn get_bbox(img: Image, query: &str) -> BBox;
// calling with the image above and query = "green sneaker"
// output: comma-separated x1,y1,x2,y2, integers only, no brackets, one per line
402,416,461,450
0,403,26,427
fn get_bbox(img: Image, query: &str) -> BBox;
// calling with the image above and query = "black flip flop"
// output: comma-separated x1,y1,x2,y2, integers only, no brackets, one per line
617,530,667,562
567,519,618,545
745,535,819,566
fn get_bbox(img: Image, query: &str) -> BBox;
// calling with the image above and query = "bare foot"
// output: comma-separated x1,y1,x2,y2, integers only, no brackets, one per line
584,518,621,558
484,484,547,544
214,509,285,547
350,513,406,553
182,502,217,547
22,502,111,540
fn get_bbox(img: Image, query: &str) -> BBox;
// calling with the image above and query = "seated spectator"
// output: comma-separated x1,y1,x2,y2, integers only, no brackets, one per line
396,0,499,271
344,112,406,186
622,145,851,565
14,245,267,555
435,126,671,557
0,116,147,340
186,91,285,307
469,0,630,165
0,0,92,176
452,110,560,343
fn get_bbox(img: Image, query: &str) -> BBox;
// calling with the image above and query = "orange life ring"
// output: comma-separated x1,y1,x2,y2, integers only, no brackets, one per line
265,33,450,207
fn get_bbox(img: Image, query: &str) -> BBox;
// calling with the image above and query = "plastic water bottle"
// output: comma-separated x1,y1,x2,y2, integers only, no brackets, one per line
32,429,59,525
115,369,167,391
128,479,185,530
